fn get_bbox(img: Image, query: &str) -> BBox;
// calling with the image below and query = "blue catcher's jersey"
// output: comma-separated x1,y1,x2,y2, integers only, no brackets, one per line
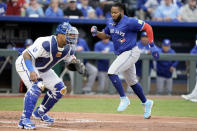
104,15,145,55
25,35,75,72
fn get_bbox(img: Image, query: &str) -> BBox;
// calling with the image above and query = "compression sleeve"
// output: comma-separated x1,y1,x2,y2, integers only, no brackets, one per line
142,23,154,44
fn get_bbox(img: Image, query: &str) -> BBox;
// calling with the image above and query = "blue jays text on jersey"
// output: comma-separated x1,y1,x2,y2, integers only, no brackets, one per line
109,28,125,37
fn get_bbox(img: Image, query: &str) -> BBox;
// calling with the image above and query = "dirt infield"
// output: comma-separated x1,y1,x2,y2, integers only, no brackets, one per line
0,95,197,131
0,111,197,131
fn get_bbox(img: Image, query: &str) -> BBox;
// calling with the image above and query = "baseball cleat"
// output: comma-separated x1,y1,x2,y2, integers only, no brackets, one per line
189,98,197,103
181,94,193,100
33,107,54,124
142,99,154,119
18,115,25,129
18,117,35,130
117,96,130,112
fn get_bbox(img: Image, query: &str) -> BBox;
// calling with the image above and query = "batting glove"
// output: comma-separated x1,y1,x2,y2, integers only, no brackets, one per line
91,26,97,37
149,43,160,60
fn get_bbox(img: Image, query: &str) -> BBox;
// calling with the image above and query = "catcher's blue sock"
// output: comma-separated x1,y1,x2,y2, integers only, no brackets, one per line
108,74,125,97
131,83,147,103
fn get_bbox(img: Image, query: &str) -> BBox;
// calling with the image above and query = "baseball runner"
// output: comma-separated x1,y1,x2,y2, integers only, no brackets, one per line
15,22,86,129
91,2,160,119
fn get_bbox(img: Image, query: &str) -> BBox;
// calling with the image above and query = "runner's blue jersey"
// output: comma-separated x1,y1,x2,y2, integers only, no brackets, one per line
104,15,145,55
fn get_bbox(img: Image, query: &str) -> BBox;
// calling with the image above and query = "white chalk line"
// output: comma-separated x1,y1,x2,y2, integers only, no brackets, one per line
1,119,196,125
0,120,78,131
0,125,77,131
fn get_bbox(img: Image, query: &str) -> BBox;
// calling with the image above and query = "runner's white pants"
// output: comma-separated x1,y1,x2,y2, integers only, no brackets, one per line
108,46,141,86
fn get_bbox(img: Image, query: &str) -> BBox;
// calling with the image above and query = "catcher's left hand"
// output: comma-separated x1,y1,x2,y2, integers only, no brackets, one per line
67,59,87,75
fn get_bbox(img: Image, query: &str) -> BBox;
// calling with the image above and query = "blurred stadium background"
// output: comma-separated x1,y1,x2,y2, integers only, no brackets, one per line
0,0,197,96
1,0,197,130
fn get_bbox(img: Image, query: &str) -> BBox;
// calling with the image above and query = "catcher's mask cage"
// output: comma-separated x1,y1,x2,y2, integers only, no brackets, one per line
66,26,79,45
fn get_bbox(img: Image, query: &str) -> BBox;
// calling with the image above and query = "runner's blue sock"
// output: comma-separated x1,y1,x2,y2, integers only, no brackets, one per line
108,74,125,97
131,83,147,103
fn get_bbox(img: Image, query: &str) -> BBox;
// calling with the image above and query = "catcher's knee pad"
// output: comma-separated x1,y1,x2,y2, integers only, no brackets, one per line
53,82,67,99
27,79,43,97
27,79,44,97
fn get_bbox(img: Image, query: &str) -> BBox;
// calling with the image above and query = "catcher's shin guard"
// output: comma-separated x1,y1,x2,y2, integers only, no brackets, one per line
33,82,66,123
23,79,43,119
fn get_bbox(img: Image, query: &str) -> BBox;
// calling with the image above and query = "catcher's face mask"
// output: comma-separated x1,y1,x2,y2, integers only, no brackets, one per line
66,26,79,45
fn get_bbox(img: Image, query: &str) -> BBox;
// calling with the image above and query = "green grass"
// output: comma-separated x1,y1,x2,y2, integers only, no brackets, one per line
0,97,197,117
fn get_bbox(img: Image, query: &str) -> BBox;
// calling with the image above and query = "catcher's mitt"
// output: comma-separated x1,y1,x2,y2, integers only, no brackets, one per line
67,63,77,71
67,59,86,75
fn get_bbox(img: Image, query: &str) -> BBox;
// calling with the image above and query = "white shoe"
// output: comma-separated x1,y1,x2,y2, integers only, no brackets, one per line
189,98,197,103
181,94,195,100
142,99,154,119
117,96,130,112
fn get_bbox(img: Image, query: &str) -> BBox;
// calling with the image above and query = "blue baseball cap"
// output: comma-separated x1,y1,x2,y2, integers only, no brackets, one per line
25,39,33,46
56,22,72,35
162,39,171,46
141,32,147,37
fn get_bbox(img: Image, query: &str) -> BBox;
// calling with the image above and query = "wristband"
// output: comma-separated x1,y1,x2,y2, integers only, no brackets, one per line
24,59,34,72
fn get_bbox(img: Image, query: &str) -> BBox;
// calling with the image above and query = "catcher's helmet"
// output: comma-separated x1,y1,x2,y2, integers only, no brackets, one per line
56,22,72,35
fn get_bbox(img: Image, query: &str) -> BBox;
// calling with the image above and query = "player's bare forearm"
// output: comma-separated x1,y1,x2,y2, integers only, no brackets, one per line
96,31,111,40
23,51,32,61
